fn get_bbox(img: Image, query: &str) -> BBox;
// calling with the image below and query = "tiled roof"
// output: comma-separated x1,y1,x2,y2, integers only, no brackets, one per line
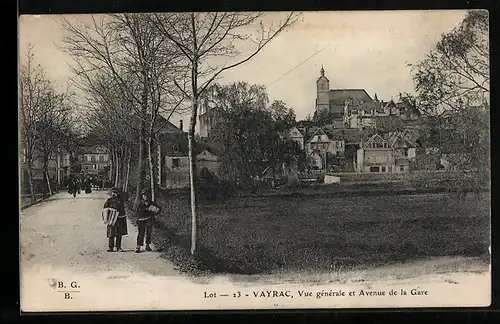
323,129,344,140
155,114,184,133
195,139,224,156
328,89,373,104
348,101,384,113
367,131,416,148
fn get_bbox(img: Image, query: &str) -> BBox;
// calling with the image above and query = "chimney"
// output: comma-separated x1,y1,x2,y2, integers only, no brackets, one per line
179,120,183,131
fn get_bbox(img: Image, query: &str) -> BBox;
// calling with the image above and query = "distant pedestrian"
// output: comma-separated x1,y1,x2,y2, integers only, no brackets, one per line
103,187,128,252
135,188,160,253
71,177,79,197
84,177,92,194
68,177,74,195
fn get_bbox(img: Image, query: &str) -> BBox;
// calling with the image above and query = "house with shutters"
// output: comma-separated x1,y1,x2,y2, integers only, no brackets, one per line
305,127,345,170
343,99,386,129
156,117,191,189
356,132,416,173
80,146,110,177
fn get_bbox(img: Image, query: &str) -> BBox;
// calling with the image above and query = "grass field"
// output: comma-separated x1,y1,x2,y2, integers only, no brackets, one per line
152,191,490,275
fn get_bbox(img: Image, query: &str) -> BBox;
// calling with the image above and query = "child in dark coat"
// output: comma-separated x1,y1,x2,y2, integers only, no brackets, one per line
103,187,128,252
135,189,160,253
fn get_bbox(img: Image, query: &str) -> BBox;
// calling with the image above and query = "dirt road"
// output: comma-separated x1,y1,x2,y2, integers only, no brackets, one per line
20,190,178,275
19,191,491,311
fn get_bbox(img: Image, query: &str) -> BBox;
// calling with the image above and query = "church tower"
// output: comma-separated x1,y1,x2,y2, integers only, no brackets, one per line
316,65,330,112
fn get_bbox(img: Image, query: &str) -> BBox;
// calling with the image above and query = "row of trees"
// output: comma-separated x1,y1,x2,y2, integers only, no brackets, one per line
19,46,80,204
57,12,298,254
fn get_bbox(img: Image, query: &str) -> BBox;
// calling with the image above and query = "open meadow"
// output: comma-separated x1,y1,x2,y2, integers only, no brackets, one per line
152,190,490,275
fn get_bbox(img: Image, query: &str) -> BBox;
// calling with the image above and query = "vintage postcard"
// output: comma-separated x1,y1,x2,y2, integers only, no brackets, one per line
19,10,490,312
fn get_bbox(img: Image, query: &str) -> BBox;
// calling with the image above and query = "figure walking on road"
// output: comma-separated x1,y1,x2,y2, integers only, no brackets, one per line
103,187,128,252
71,177,79,197
135,188,160,253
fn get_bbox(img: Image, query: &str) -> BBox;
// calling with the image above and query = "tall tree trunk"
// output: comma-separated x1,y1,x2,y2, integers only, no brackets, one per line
26,160,36,204
43,155,53,197
147,136,156,201
45,171,53,196
56,154,61,185
134,85,149,211
134,137,147,210
114,150,120,187
125,147,132,192
157,141,162,188
188,128,197,255
189,65,199,255
111,150,115,186
120,146,126,189
109,147,114,183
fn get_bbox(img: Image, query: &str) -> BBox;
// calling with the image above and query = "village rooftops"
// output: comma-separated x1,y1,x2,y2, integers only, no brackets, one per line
347,100,385,113
362,132,417,149
328,89,373,105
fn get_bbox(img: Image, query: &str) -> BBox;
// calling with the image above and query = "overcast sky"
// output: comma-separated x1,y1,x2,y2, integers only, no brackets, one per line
19,10,466,128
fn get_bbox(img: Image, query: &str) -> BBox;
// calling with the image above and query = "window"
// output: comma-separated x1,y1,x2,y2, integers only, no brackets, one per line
381,166,386,172
87,155,91,161
370,166,379,172
172,158,180,168
99,155,104,162
91,155,96,162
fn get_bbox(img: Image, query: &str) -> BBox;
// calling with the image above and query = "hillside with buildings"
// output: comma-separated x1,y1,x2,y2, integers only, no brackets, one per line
196,66,462,181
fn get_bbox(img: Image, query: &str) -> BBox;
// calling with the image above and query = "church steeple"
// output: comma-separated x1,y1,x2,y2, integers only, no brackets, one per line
316,64,329,112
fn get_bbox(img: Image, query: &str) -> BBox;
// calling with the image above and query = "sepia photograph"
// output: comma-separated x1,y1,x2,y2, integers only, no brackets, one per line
18,10,490,312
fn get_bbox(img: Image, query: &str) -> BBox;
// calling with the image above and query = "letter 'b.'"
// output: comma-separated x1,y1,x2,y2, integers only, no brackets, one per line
58,281,64,288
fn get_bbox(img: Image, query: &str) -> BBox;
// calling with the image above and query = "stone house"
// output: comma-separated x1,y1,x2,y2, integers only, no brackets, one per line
80,146,110,177
196,149,221,178
356,132,416,173
305,127,345,170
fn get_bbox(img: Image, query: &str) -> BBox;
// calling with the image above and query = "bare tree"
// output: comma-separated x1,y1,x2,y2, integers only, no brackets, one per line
79,71,139,189
61,13,186,206
19,45,58,203
151,12,300,255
